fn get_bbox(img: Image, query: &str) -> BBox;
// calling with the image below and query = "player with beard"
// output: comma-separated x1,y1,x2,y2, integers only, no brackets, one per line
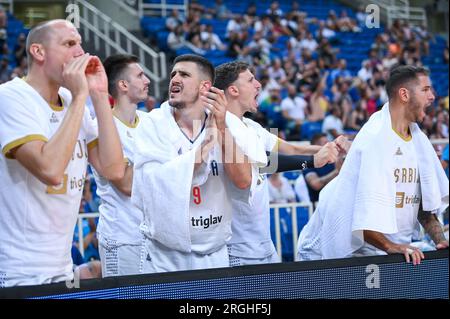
131,54,255,272
297,65,448,264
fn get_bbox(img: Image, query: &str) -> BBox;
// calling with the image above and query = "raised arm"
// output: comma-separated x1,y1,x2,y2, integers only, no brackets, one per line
202,87,251,189
12,54,92,185
86,56,125,181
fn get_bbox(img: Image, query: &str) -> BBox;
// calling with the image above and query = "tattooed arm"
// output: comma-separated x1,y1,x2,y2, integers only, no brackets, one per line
418,206,449,249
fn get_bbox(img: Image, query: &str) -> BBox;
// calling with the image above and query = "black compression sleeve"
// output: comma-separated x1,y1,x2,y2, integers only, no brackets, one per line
261,151,315,174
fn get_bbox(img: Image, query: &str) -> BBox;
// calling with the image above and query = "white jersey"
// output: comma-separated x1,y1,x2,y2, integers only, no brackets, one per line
177,119,240,254
228,118,279,259
0,78,98,287
94,111,145,246
357,130,421,256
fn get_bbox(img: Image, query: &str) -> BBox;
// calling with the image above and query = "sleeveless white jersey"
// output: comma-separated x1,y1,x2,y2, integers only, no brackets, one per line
228,118,278,258
358,129,422,255
0,78,98,287
94,111,145,246
178,125,241,254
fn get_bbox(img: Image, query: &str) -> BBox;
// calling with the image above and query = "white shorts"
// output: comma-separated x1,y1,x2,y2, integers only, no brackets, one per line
99,242,143,277
228,249,281,267
140,238,229,273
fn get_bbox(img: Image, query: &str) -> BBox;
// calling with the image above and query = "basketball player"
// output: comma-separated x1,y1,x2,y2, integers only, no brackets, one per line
132,54,254,272
0,20,124,287
93,54,150,277
214,61,345,265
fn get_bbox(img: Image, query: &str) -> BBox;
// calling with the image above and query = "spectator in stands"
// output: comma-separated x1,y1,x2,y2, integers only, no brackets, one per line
357,60,373,83
322,104,345,141
165,9,185,32
14,32,27,66
268,173,296,203
0,5,7,29
226,15,246,39
303,133,341,203
444,46,449,64
254,15,273,39
432,109,449,139
345,101,368,132
213,61,342,267
442,144,449,178
298,65,448,264
0,56,12,83
355,5,368,28
211,0,233,20
246,31,272,62
266,1,283,19
167,25,205,55
300,32,318,52
132,54,253,273
281,83,308,138
243,3,258,26
92,54,150,277
0,5,6,49
0,19,125,287
71,244,102,279
330,59,352,83
200,24,226,51
143,95,156,112
226,31,246,59
308,73,329,122
74,200,100,262
268,58,287,86
82,177,100,213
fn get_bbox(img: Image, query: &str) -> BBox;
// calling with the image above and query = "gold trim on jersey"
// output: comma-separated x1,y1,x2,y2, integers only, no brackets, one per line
87,138,99,151
2,134,48,159
20,78,65,112
392,127,412,142
271,138,282,152
49,95,64,112
113,113,140,128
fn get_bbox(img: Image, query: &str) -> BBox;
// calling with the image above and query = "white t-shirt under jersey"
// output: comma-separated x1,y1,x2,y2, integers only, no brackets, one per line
94,111,145,247
0,78,98,287
228,118,279,258
357,129,422,256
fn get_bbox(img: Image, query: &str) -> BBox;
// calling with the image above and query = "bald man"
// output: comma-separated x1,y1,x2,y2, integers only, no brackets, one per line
0,19,125,287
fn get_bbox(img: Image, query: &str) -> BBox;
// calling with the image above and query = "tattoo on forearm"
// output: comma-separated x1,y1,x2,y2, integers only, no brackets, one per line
418,211,446,244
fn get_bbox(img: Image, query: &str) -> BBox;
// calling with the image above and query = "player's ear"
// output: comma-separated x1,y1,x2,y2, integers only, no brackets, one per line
29,43,45,63
398,87,409,103
118,79,128,92
228,85,239,97
200,80,212,94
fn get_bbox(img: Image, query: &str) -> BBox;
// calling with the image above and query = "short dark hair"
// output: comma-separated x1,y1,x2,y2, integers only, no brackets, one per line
311,133,327,145
385,64,429,100
214,61,249,90
173,54,215,83
103,54,139,98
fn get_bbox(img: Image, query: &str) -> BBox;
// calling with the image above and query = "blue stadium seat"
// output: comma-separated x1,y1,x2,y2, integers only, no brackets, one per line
300,121,323,141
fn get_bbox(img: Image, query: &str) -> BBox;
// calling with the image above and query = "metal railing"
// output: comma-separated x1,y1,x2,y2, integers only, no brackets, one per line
76,212,100,258
75,202,314,259
73,0,167,98
0,0,12,13
111,0,188,18
270,202,313,260
371,0,427,27
139,0,188,18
